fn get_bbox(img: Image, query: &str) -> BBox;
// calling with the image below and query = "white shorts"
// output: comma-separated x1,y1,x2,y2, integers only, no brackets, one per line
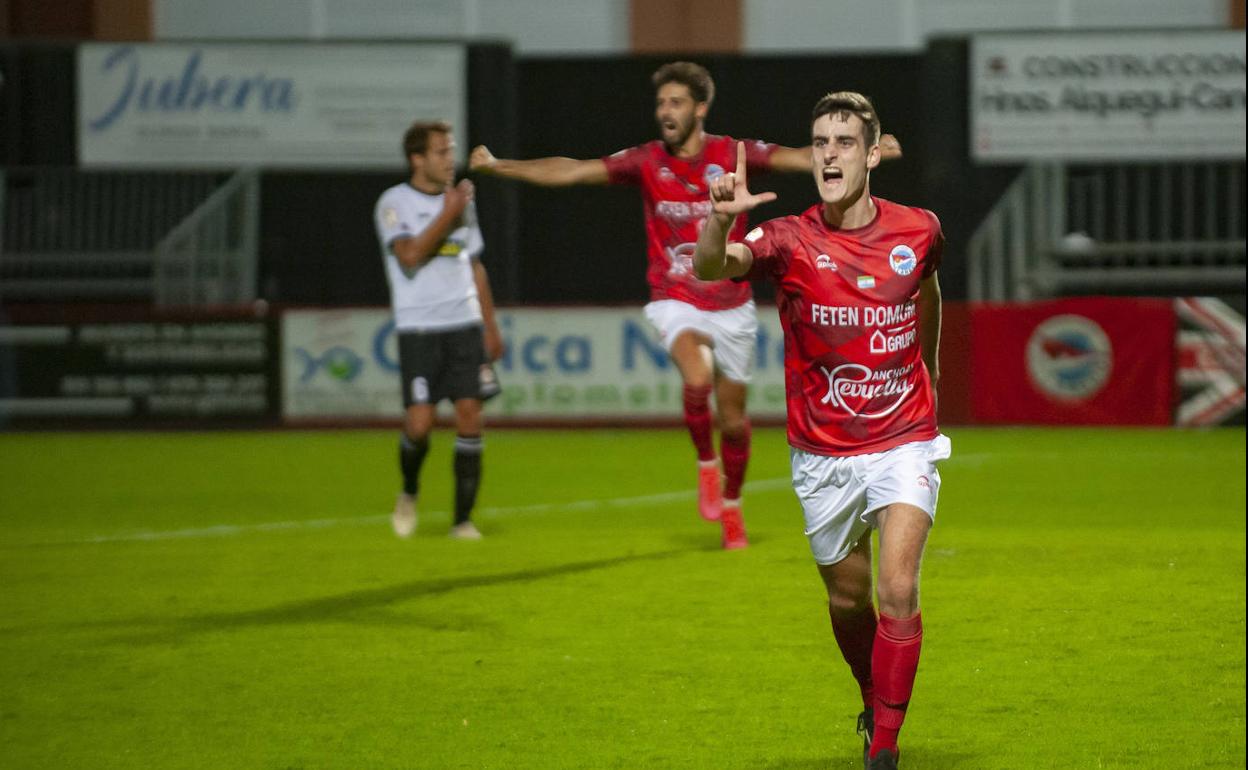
790,434,952,566
643,299,757,384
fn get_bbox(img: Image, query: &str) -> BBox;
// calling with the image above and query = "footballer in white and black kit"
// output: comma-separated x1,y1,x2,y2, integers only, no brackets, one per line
376,183,492,405
373,121,505,541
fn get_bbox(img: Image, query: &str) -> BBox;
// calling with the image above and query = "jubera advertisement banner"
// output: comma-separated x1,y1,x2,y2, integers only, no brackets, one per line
282,307,789,422
77,43,465,168
971,30,1246,162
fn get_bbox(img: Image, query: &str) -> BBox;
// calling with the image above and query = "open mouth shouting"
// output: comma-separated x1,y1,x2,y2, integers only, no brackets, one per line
821,166,844,188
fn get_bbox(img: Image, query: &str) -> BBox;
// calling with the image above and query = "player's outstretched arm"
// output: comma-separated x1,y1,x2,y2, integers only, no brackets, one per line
767,133,903,172
470,145,609,187
694,143,774,280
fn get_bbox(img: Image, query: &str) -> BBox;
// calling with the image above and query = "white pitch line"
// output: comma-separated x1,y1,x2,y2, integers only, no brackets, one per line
33,452,995,547
55,477,797,546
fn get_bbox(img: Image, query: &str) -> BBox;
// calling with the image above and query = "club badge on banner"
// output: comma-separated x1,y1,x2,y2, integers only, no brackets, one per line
970,297,1176,425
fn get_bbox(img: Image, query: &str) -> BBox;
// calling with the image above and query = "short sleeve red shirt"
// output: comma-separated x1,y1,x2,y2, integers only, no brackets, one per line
744,198,944,456
602,134,776,310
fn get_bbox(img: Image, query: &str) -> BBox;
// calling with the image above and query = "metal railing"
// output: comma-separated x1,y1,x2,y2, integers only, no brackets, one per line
0,168,258,306
968,162,1246,301
153,169,260,306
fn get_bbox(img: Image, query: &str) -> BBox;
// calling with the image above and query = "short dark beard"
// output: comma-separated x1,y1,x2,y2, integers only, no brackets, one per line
662,116,697,153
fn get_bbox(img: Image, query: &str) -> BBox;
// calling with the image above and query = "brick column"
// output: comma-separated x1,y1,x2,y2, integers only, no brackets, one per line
631,0,741,53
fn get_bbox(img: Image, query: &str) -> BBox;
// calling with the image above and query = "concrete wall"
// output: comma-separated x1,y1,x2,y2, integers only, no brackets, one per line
153,0,1227,53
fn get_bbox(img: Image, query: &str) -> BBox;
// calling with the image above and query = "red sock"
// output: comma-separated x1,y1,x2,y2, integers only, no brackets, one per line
720,420,751,500
830,603,877,710
870,612,923,757
682,384,715,462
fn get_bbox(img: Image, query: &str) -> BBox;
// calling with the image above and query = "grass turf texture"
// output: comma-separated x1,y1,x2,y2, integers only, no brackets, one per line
0,427,1244,769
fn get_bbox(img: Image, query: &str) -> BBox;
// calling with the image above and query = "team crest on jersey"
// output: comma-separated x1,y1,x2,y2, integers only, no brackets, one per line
815,254,837,272
889,245,918,276
704,164,725,184
382,207,399,228
658,167,676,182
745,227,763,243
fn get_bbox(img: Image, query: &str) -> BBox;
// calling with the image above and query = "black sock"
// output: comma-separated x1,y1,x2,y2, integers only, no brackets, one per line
399,433,429,497
453,435,483,524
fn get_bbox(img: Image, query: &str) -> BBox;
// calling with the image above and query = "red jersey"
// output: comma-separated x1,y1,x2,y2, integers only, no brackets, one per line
603,134,777,310
743,198,944,456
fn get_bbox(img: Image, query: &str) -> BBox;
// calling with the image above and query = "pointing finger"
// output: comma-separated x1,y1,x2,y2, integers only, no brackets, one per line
735,142,747,184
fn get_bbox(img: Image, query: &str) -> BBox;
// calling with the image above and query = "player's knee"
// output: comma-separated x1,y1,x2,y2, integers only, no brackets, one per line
827,587,872,616
719,412,747,438
876,575,919,616
682,370,713,390
404,416,432,440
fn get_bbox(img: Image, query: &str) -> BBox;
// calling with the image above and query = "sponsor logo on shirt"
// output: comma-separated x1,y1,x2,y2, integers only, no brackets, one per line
745,227,763,243
436,240,465,257
818,363,915,419
889,245,918,276
664,242,697,276
815,254,837,272
656,200,714,222
869,328,917,354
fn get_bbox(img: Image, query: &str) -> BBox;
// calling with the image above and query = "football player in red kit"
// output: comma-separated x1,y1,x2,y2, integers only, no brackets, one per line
471,63,901,550
693,92,947,770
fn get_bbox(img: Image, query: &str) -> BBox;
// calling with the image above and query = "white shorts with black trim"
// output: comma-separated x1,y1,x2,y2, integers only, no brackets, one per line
643,299,758,384
790,434,952,566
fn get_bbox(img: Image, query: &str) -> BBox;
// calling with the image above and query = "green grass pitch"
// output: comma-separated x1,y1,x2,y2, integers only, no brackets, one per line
1,427,1244,769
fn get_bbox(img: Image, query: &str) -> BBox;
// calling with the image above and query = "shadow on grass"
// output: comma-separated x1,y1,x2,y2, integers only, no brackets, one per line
762,747,979,769
9,548,688,645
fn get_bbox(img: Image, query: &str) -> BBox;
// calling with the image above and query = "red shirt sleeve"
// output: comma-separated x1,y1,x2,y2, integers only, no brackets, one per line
741,219,791,282
601,145,646,186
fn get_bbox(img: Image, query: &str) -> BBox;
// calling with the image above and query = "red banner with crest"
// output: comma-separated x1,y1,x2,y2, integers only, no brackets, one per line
969,297,1176,425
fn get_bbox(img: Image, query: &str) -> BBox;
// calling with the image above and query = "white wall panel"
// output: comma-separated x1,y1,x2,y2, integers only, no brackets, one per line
156,0,629,53
1068,0,1225,28
474,0,629,54
743,0,1227,53
156,0,317,38
743,0,915,52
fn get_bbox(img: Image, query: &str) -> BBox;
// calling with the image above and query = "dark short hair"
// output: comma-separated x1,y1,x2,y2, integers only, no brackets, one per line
651,61,715,108
811,92,880,147
402,120,452,158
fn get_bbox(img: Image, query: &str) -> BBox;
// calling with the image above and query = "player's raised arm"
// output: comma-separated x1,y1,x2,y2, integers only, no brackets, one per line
766,132,902,173
694,143,775,280
470,144,609,187
392,179,475,270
